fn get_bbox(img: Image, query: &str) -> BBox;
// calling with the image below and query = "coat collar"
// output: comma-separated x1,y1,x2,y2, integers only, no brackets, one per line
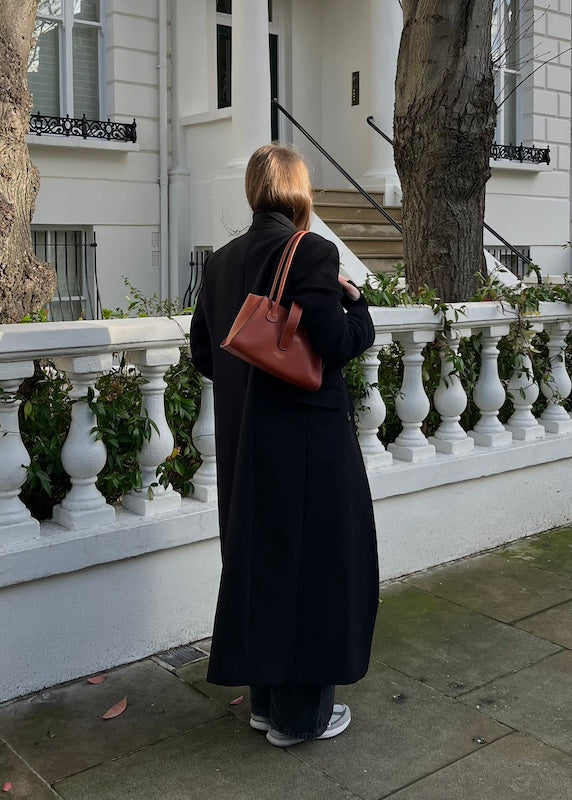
250,210,298,233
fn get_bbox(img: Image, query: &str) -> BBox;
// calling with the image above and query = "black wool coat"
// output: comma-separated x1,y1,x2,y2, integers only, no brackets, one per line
190,210,379,686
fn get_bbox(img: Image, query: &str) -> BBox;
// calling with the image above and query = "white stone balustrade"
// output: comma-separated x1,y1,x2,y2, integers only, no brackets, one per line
506,347,545,441
429,331,474,454
540,320,572,434
355,333,393,468
191,377,218,502
122,347,182,516
0,361,39,543
52,355,116,529
469,324,513,447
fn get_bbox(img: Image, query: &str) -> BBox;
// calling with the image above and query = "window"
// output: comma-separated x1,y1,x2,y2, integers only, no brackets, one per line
28,0,103,120
32,229,101,320
492,0,521,145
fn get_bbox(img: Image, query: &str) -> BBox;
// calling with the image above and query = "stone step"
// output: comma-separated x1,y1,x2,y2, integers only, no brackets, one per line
313,188,386,205
314,203,403,224
359,255,403,273
326,221,402,239
343,237,404,255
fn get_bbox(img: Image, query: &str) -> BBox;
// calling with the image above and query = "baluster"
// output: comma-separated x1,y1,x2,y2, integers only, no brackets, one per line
469,325,513,447
540,320,572,434
51,356,116,530
0,362,40,543
355,335,393,469
506,350,545,440
122,348,182,515
428,331,474,454
388,331,436,462
192,377,218,502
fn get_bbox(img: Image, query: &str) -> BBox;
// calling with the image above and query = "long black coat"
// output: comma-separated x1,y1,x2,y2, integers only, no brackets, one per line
190,210,379,686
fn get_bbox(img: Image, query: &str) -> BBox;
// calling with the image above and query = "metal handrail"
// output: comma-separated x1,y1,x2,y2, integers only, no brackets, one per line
365,115,534,272
272,100,402,235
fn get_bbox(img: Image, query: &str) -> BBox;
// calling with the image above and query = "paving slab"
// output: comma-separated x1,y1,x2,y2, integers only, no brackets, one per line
515,599,572,649
407,552,572,622
372,584,559,696
286,659,509,800
0,660,225,783
0,741,59,799
388,733,572,800
498,526,572,579
461,649,572,755
54,716,358,800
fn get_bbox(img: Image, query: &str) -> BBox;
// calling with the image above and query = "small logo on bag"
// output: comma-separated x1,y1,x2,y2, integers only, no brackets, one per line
273,351,285,360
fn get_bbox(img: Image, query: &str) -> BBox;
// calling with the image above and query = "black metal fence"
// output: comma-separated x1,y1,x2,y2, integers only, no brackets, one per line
485,245,532,279
490,143,550,165
29,112,137,143
183,249,210,309
32,229,102,320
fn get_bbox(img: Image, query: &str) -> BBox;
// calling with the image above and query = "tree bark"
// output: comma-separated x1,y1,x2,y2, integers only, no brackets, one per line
394,0,496,302
0,0,55,323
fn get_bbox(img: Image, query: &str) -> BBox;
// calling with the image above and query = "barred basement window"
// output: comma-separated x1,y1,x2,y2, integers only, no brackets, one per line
32,228,101,321
28,0,104,120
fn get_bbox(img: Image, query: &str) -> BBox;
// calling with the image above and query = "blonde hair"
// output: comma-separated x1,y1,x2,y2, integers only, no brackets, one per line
245,144,313,231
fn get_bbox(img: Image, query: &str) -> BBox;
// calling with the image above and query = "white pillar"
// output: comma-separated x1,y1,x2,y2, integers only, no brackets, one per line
0,362,40,544
355,335,393,469
540,321,572,434
505,351,545,441
122,348,182,515
469,326,513,447
52,355,116,530
192,377,218,503
212,0,272,249
362,0,402,205
388,331,436,462
428,331,474,454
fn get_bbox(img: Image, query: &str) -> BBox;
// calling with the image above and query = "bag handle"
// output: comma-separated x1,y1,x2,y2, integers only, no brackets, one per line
268,230,308,305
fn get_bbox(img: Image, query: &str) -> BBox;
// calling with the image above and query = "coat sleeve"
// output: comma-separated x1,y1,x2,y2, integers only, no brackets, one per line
189,283,214,380
288,234,374,370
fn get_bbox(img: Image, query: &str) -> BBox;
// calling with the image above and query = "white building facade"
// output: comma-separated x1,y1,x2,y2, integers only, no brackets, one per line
28,0,572,308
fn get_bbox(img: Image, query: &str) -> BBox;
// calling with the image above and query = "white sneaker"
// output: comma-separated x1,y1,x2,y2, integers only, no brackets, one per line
250,712,271,731
265,704,351,747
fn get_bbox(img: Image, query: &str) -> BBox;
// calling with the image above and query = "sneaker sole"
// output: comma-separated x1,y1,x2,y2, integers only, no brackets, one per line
250,717,271,732
266,707,351,747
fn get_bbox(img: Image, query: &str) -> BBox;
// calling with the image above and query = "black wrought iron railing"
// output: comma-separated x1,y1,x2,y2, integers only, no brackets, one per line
273,100,402,235
183,249,211,308
29,112,137,143
365,115,534,278
490,143,550,165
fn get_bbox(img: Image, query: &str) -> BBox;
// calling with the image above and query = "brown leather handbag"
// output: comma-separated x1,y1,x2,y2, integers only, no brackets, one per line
220,230,323,391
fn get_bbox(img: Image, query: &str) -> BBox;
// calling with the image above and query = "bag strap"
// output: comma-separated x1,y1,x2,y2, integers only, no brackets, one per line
269,230,308,303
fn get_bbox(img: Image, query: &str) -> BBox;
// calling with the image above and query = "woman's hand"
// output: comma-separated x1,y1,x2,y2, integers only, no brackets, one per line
338,276,361,302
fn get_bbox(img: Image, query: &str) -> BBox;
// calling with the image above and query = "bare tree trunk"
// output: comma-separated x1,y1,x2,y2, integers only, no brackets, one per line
0,0,55,323
394,0,496,302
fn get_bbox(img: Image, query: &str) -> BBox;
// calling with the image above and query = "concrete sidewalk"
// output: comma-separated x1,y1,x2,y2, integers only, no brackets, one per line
1,527,571,799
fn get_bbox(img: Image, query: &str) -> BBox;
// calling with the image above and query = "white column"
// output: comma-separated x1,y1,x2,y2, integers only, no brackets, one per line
122,348,182,515
540,320,572,434
388,331,436,462
212,0,272,249
505,351,545,440
355,334,393,469
469,326,513,447
428,331,474,454
192,377,218,502
0,362,40,544
362,0,402,204
52,355,116,530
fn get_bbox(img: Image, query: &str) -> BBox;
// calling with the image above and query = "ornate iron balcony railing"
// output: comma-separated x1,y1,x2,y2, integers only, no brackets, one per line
29,112,137,144
490,143,550,165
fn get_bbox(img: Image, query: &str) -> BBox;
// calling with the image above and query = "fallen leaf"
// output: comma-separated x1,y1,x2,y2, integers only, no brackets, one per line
229,695,244,705
101,696,127,720
87,675,106,685
2,782,12,793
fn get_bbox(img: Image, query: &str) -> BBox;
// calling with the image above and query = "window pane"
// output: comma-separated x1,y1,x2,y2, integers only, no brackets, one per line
502,72,517,144
28,19,60,116
217,25,231,108
54,231,83,297
504,0,519,70
38,0,63,17
74,0,101,22
268,0,272,22
73,24,100,118
216,0,232,13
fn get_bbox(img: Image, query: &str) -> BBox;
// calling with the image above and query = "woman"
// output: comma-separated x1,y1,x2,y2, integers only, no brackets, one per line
190,144,379,747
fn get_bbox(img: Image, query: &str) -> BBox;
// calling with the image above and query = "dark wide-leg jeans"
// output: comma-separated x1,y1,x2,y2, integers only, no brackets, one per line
250,684,335,738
